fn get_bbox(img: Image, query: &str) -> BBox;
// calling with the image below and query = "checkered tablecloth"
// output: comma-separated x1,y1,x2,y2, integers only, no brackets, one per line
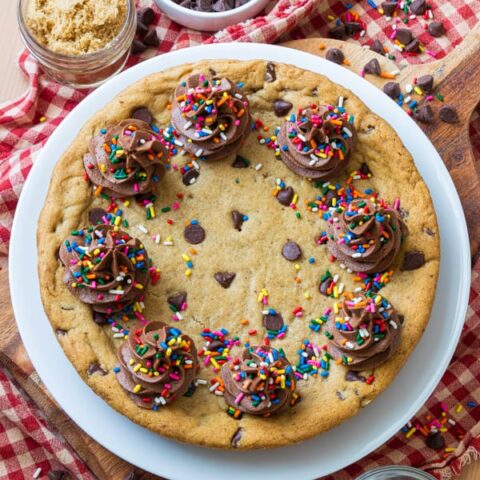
1,1,480,479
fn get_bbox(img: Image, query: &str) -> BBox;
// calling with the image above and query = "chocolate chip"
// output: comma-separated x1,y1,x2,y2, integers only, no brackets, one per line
122,470,142,480
282,240,302,261
87,362,107,376
364,58,381,75
56,329,67,336
417,74,434,93
273,99,293,117
232,155,250,168
131,107,153,124
143,28,159,47
336,391,346,400
381,1,397,16
399,207,409,219
428,21,445,37
395,27,413,45
263,312,284,331
401,251,426,270
345,370,366,382
231,427,244,448
414,104,434,124
324,189,338,207
232,210,245,231
405,38,420,53
410,0,427,15
328,24,346,40
383,81,401,99
182,168,200,186
137,7,155,25
370,39,385,55
136,21,148,37
48,471,71,480
319,277,334,296
439,104,459,123
209,67,217,76
345,21,362,36
326,48,345,65
131,39,147,55
276,186,294,206
93,312,108,325
426,432,445,450
208,340,225,351
265,62,276,82
88,207,107,225
398,314,405,325
360,162,372,176
184,223,206,244
184,382,196,397
167,292,187,311
214,272,236,288
424,227,435,236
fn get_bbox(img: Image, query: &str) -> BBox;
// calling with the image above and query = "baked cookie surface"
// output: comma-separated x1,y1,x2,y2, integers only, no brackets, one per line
37,60,439,449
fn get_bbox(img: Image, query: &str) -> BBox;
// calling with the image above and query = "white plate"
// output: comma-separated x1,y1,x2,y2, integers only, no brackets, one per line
9,44,470,480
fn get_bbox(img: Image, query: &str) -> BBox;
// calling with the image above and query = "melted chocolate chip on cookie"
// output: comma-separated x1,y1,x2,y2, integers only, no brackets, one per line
184,223,205,244
401,251,426,270
214,272,236,288
263,312,284,331
131,107,153,124
282,241,302,261
232,155,250,168
273,99,293,117
168,292,187,311
276,186,294,206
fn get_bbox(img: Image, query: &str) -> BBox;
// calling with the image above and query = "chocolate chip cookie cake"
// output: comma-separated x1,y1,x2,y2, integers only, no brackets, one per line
37,59,440,449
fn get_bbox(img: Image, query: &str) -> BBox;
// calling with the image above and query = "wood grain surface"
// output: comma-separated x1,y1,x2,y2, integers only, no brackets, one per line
1,3,479,479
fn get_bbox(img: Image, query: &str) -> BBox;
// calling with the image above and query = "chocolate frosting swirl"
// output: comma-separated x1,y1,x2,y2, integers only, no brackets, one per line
221,345,296,416
326,293,402,370
116,322,198,408
59,225,149,313
277,105,357,180
326,198,408,273
83,119,168,197
171,73,251,161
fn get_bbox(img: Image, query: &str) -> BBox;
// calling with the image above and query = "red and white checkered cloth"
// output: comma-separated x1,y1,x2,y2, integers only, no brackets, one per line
1,0,480,478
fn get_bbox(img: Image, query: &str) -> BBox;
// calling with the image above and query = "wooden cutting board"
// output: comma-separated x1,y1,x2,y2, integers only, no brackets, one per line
1,24,480,480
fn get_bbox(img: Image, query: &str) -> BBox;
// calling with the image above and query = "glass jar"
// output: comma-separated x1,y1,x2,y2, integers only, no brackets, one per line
356,466,437,480
17,0,136,89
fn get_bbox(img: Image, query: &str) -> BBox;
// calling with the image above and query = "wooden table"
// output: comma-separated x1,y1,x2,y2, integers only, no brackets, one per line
1,2,479,479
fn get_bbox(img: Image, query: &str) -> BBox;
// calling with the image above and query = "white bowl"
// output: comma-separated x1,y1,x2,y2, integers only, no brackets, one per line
154,0,270,31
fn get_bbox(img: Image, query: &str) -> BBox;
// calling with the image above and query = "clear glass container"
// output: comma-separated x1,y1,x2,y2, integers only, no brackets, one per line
356,466,437,480
17,0,136,89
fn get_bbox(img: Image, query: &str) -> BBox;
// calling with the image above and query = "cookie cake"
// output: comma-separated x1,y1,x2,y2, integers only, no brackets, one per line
37,59,440,449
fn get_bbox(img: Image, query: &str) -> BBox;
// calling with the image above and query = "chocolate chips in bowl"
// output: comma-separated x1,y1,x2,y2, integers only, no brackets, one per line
154,0,270,31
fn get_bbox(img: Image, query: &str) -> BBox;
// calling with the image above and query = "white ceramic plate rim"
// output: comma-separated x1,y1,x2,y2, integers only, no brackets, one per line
9,43,470,480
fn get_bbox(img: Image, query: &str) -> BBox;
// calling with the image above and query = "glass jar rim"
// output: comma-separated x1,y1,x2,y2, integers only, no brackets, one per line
355,466,437,480
17,0,135,64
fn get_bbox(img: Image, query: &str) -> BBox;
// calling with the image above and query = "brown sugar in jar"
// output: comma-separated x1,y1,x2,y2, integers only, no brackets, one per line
18,0,136,88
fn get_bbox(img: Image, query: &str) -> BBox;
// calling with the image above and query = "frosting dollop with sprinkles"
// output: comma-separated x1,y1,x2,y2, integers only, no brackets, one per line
59,224,149,313
171,73,251,161
116,322,198,408
326,198,408,273
276,104,357,180
83,119,168,197
221,345,297,416
326,293,402,371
